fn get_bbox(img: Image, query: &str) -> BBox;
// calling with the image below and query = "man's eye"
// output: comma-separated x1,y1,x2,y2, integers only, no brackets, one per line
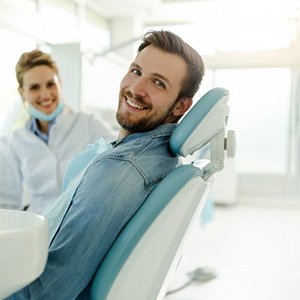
153,79,166,89
131,69,141,76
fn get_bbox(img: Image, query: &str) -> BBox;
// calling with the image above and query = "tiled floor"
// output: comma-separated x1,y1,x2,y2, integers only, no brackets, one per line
165,203,300,300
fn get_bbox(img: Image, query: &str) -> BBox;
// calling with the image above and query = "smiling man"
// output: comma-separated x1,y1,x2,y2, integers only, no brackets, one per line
117,44,192,135
6,30,205,300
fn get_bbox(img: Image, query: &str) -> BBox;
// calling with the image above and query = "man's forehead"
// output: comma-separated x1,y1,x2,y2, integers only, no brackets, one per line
134,45,187,83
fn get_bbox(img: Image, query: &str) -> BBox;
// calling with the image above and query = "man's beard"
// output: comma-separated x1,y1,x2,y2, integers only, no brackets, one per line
116,110,170,133
116,91,176,134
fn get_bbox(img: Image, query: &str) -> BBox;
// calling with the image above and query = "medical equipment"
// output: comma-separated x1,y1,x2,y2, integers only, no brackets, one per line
0,209,48,299
90,87,235,300
0,87,234,299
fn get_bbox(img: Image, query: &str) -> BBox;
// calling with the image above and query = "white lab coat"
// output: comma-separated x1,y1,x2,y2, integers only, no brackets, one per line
0,106,116,214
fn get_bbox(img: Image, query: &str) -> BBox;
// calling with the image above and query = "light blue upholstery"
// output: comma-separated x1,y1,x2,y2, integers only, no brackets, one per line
90,165,202,300
170,87,229,156
90,87,230,300
61,139,112,192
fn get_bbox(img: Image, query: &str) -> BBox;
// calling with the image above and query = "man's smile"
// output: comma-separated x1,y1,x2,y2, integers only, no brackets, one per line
126,98,145,110
124,94,150,111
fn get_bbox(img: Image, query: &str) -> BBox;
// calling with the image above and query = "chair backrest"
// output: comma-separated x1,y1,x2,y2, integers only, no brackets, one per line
90,87,231,300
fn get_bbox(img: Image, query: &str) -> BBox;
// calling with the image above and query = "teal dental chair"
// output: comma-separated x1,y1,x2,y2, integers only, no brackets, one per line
89,87,235,300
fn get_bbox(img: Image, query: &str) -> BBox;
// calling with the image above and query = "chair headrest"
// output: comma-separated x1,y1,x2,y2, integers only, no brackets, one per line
170,87,229,157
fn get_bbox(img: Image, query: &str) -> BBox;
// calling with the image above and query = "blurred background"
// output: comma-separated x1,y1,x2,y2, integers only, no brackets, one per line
1,1,300,299
1,0,299,203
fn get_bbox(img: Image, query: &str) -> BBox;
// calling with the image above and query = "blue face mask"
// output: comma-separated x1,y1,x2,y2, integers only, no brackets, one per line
28,102,64,122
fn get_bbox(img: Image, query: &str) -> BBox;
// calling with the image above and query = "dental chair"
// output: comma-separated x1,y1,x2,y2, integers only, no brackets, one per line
90,87,235,300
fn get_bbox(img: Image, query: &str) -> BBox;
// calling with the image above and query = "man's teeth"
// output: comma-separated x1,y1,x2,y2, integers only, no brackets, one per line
126,99,144,110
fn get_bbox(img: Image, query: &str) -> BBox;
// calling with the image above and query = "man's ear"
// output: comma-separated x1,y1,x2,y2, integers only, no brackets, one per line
172,97,193,117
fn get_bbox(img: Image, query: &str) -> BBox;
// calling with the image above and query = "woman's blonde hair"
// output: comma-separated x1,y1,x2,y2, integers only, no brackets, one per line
15,49,59,88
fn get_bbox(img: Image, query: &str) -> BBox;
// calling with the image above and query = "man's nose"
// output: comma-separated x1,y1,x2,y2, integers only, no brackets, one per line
130,77,147,98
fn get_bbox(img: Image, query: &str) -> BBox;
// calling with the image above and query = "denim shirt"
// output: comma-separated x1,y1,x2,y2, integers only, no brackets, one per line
6,123,180,300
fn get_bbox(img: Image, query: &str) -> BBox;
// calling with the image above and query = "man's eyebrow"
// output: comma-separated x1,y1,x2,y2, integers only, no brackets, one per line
152,72,171,86
130,62,141,70
130,62,171,86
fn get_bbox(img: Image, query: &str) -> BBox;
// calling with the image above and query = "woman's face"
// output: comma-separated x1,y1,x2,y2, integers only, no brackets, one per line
19,65,61,115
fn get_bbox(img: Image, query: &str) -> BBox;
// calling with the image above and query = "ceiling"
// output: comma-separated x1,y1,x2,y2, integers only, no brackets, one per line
85,0,300,27
85,0,162,18
85,0,219,24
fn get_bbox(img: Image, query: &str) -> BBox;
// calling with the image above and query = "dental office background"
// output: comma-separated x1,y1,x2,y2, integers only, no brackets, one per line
0,0,299,205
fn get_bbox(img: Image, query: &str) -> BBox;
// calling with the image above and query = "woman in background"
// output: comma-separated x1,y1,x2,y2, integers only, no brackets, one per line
0,49,115,214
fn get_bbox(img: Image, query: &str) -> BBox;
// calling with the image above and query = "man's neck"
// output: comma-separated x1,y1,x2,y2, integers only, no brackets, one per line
118,128,130,139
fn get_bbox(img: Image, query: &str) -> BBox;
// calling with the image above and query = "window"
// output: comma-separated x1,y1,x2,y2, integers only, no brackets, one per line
214,68,291,174
0,28,36,135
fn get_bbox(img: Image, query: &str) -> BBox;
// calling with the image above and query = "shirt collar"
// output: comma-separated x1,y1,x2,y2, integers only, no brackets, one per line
112,123,177,147
28,118,56,144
